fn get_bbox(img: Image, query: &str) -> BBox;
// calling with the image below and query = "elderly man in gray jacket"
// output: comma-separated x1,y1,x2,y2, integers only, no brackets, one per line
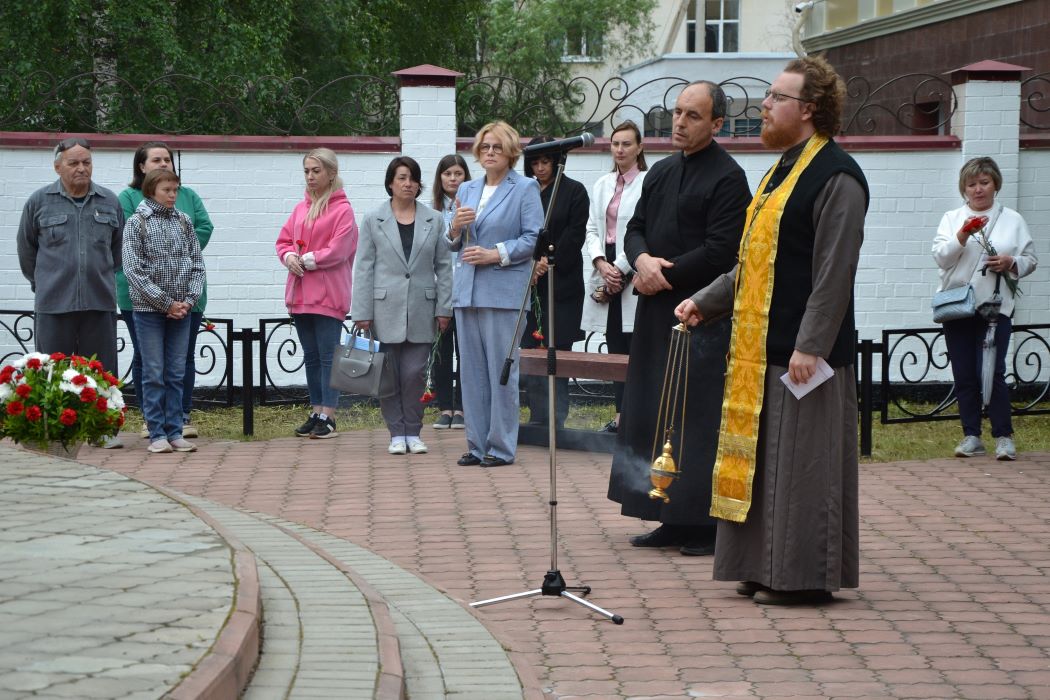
16,137,124,374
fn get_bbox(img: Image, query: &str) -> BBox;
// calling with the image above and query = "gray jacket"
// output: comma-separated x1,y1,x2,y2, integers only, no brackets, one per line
16,180,124,313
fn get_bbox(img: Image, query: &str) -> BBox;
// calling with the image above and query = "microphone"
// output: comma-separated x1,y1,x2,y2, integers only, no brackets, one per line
523,132,595,157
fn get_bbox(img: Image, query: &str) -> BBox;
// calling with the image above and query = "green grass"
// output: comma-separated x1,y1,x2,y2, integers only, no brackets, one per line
124,401,1049,463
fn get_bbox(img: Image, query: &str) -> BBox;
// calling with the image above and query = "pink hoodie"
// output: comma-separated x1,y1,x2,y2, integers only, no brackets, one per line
275,189,358,320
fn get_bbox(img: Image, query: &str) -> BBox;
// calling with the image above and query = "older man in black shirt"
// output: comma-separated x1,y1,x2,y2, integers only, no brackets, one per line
606,81,751,556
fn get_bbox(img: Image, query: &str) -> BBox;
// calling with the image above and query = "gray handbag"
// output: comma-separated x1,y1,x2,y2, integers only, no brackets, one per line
329,327,396,398
931,284,976,323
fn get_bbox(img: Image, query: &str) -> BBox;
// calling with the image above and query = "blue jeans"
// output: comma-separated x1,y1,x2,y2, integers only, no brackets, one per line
134,311,191,442
126,310,202,420
293,313,343,408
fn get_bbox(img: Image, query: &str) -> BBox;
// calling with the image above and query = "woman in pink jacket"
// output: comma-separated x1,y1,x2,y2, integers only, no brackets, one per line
276,148,359,439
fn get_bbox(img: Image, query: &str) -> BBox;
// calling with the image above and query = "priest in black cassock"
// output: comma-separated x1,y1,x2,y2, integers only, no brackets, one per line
606,80,751,556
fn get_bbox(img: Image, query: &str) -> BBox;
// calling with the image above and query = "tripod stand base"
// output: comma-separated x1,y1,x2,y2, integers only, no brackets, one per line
470,570,624,624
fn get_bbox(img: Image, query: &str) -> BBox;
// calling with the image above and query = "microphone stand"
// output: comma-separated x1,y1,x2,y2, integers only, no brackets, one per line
474,160,624,625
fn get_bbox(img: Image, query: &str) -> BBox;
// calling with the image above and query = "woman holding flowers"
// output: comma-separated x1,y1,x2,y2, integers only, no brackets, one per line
276,148,359,440
447,121,543,467
123,169,205,453
932,156,1038,461
352,156,452,455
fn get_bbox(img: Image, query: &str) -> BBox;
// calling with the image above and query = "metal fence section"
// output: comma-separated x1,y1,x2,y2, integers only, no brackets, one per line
4,309,1049,454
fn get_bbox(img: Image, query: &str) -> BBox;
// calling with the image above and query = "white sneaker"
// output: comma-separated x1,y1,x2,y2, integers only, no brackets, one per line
995,436,1016,461
406,436,428,454
388,437,407,455
148,438,173,454
182,423,198,438
170,438,197,453
140,422,150,439
102,434,123,449
954,435,986,457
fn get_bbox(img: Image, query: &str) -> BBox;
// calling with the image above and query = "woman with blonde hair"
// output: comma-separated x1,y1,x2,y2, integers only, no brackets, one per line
276,148,359,439
447,121,543,467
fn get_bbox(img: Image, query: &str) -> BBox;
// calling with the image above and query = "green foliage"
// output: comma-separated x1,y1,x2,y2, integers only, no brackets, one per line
0,0,656,135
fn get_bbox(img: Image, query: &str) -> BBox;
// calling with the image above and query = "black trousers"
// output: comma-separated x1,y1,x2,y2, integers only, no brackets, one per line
433,317,462,411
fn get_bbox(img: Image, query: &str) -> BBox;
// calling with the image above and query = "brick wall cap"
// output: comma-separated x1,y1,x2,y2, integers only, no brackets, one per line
393,64,462,88
947,60,1031,85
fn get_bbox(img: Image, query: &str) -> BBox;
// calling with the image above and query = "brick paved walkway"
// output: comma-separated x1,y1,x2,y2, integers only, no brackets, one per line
83,428,1050,700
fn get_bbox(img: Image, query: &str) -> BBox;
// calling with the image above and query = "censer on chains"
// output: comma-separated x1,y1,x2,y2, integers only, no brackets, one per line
648,323,690,503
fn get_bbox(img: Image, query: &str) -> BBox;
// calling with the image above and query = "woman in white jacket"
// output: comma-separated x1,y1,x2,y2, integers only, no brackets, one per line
581,121,648,433
932,157,1038,461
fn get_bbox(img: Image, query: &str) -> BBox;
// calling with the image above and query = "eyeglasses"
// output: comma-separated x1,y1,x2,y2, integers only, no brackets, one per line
764,89,810,105
53,137,91,158
478,143,504,154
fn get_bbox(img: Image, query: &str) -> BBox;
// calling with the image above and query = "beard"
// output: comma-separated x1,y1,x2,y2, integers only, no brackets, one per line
760,116,801,150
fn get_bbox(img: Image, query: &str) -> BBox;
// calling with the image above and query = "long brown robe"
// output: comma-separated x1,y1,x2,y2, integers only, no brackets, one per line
692,169,866,591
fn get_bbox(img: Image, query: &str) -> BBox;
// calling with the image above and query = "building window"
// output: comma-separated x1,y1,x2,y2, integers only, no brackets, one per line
687,0,739,53
562,25,603,62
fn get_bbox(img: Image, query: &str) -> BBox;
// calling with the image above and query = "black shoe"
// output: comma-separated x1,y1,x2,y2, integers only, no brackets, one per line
628,524,684,548
753,589,833,606
295,413,319,437
481,454,513,467
310,416,337,439
599,420,618,434
680,541,716,556
433,413,453,430
735,581,768,597
457,452,482,466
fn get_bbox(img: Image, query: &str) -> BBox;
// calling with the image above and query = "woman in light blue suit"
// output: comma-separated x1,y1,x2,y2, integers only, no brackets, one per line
352,156,453,455
447,121,543,467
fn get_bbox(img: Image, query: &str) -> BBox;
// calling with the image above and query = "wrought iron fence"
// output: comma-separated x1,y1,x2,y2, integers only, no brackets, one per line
1021,72,1050,130
5,309,1049,454
457,72,958,137
0,70,400,136
879,324,1050,424
0,310,234,407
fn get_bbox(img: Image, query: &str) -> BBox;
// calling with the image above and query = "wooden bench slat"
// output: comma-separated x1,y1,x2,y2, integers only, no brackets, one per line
518,349,628,382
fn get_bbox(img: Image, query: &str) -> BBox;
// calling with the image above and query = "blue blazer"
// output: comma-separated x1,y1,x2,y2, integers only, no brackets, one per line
446,169,543,310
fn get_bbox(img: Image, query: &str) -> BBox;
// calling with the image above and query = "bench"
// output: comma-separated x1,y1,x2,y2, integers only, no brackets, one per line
516,349,628,453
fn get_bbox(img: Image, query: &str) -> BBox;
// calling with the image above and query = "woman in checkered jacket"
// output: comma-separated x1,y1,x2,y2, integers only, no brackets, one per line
122,168,205,454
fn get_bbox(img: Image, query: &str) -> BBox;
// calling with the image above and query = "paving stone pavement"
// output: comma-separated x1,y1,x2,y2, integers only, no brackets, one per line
0,445,235,700
82,428,1050,700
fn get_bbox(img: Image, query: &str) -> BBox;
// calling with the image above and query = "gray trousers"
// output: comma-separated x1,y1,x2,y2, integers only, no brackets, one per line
35,311,117,374
455,307,520,462
379,341,430,438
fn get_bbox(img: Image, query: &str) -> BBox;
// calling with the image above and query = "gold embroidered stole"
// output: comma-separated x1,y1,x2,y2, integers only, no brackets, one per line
710,135,829,523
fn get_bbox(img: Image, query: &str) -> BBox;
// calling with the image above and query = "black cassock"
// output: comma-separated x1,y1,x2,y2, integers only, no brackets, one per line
606,141,750,532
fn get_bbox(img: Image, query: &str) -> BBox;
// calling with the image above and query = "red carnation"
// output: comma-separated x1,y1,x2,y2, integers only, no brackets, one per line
71,355,87,367
89,360,104,371
25,405,42,422
71,374,88,386
296,239,306,248
102,372,119,386
80,387,98,402
59,408,77,426
205,323,215,331
15,384,31,398
25,358,42,370
118,411,126,426
419,391,435,403
961,216,988,235
95,397,108,412
50,352,66,362
531,330,544,342
6,401,24,416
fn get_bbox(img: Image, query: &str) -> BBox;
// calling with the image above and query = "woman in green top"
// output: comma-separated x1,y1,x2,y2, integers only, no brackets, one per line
118,142,213,439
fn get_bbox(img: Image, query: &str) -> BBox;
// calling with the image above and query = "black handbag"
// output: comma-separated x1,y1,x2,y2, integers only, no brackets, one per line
329,327,396,398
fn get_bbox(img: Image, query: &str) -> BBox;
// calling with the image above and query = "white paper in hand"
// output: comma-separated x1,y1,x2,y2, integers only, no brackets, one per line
780,357,835,400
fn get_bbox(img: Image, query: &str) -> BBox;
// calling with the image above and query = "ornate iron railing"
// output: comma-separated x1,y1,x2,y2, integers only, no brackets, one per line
842,73,956,135
1021,72,1050,130
257,316,355,406
880,325,1050,424
0,70,400,136
0,310,234,407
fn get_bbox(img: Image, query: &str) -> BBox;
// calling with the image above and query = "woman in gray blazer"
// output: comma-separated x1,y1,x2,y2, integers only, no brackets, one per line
447,121,544,467
352,157,453,455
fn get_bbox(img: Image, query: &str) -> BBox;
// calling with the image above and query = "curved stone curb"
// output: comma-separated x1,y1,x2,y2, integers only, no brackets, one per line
268,520,406,700
153,487,262,700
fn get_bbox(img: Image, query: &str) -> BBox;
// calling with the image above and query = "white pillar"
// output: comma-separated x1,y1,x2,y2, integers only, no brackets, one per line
393,64,462,187
948,60,1029,211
